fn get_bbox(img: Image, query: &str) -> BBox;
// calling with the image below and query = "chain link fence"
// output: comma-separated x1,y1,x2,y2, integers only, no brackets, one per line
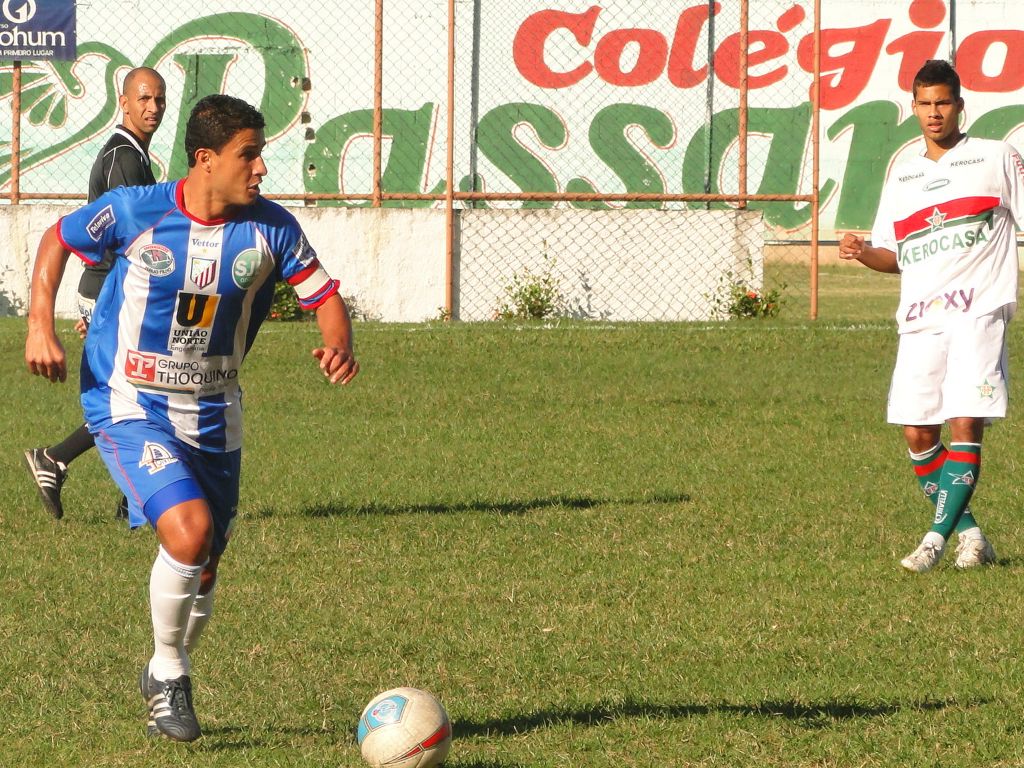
0,0,821,320
449,0,818,320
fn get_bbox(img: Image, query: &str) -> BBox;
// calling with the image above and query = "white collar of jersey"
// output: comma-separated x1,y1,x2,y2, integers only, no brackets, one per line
113,125,149,161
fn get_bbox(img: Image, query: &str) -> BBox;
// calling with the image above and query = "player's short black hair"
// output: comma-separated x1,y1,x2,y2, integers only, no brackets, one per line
912,60,961,101
185,94,266,167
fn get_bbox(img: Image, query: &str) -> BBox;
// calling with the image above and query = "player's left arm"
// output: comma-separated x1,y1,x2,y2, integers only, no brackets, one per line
25,224,72,382
312,294,359,385
1002,144,1024,229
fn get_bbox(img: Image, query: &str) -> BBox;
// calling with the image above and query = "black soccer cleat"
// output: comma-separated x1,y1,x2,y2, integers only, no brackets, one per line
23,448,67,519
139,663,202,742
115,495,129,520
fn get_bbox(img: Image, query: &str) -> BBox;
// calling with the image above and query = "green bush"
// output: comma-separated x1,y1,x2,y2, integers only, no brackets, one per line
268,280,304,321
496,248,565,320
708,265,786,319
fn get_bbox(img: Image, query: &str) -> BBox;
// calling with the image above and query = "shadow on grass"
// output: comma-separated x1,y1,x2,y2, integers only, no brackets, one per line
193,725,524,766
453,696,982,736
255,492,691,519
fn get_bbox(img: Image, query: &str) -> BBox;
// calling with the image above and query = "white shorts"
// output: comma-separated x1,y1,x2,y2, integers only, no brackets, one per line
887,307,1010,425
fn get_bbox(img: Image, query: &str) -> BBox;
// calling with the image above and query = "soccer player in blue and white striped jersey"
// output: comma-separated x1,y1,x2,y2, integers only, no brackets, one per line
25,94,359,741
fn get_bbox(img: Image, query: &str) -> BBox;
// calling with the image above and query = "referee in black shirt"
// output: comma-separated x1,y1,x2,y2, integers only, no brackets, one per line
24,67,167,519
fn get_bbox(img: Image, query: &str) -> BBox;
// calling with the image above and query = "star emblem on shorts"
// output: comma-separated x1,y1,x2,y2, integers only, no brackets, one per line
949,470,976,487
925,207,947,231
978,379,996,399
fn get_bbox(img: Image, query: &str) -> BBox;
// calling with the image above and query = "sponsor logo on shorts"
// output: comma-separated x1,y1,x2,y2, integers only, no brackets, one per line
86,205,115,241
138,244,175,276
232,248,264,289
139,441,178,475
189,257,218,290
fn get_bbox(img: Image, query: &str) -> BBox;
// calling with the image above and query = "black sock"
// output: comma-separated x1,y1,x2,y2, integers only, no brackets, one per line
47,424,96,466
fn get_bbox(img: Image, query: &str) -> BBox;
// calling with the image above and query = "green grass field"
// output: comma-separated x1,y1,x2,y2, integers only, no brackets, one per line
4,267,1024,767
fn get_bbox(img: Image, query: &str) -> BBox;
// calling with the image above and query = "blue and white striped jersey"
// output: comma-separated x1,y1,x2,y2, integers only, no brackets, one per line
58,179,339,452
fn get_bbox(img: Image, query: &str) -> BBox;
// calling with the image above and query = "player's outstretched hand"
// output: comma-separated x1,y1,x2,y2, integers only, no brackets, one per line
312,346,359,385
838,232,865,260
25,328,67,383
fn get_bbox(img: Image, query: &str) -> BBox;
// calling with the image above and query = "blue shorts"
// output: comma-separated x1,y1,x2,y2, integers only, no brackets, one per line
93,420,241,556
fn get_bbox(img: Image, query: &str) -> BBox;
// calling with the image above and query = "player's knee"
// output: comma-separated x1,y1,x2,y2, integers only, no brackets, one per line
155,499,214,564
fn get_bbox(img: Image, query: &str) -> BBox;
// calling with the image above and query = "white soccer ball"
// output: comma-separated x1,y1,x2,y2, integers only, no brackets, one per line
357,687,452,768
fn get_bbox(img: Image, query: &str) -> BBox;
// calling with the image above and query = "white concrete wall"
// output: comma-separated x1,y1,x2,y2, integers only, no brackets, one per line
456,208,765,321
0,205,449,322
0,204,762,322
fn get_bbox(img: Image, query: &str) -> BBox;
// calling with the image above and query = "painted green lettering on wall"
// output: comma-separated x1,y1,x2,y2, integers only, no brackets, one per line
0,41,129,187
477,102,563,209
969,106,1024,141
567,103,673,210
682,104,819,230
304,103,436,207
144,13,306,177
826,101,919,231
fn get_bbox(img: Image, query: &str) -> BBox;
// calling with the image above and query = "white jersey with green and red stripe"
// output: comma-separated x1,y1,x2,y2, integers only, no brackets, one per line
871,135,1024,334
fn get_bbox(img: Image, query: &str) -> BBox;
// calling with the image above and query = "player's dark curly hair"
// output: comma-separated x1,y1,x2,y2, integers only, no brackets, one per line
912,59,961,101
185,94,266,167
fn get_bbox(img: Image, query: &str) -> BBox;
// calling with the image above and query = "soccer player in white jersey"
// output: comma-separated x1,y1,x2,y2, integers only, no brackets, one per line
839,60,1024,573
25,94,359,741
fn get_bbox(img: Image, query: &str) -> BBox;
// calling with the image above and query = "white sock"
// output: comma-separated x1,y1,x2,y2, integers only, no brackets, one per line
923,531,946,549
184,583,216,653
908,442,943,462
149,546,204,681
959,526,983,540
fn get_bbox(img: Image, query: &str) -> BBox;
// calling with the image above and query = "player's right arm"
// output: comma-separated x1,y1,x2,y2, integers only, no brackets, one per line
838,233,900,274
25,224,72,382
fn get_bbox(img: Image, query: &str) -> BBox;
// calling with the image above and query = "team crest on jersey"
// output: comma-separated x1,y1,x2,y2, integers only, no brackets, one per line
86,205,115,241
169,292,220,352
190,257,218,290
139,441,178,475
232,248,264,289
925,207,947,231
139,244,175,276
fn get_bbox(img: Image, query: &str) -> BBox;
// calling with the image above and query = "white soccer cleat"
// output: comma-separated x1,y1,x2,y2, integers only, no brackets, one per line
954,531,996,569
900,541,944,573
